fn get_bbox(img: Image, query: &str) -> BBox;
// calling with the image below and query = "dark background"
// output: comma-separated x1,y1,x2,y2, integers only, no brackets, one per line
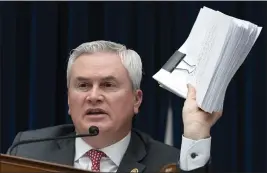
1,1,267,172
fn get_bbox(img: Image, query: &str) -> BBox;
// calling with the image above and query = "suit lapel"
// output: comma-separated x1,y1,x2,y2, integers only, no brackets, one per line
45,132,76,166
117,131,147,173
42,128,148,172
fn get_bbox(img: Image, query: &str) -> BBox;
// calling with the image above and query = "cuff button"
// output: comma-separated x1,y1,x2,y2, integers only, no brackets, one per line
191,153,198,159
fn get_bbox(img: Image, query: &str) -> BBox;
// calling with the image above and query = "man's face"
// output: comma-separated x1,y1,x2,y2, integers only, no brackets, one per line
68,52,142,136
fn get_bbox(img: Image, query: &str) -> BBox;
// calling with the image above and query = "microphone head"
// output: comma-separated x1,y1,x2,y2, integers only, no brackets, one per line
88,126,99,136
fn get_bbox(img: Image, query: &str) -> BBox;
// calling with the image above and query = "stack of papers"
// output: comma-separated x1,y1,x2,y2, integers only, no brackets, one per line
153,6,262,113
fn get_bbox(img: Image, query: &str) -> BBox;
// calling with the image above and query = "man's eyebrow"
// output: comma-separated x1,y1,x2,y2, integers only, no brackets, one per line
102,76,117,81
75,77,90,81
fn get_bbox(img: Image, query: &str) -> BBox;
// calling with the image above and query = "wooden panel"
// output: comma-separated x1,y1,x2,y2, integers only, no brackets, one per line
0,154,91,173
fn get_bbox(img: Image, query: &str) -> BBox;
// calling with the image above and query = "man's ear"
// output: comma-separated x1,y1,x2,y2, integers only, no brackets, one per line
133,89,143,114
67,90,71,115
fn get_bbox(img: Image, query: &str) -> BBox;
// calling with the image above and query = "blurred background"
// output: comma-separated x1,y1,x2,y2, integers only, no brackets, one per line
1,1,267,172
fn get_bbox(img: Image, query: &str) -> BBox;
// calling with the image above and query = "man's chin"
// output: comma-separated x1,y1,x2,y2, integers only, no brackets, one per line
82,123,111,134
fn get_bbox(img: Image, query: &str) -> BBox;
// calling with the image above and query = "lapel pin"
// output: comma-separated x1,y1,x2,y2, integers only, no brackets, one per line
130,168,138,173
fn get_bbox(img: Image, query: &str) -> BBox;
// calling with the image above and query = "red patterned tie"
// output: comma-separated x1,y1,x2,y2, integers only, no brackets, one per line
86,149,107,172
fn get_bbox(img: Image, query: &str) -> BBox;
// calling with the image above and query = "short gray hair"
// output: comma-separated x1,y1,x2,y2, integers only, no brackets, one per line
67,40,143,90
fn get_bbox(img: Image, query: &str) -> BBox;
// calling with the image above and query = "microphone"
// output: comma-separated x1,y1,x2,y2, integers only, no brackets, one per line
8,126,99,155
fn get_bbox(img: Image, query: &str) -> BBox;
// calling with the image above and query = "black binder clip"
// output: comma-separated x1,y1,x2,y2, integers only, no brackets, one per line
162,50,196,74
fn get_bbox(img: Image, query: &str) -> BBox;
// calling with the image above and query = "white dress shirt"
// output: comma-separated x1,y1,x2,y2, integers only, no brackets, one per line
74,132,131,172
74,132,211,172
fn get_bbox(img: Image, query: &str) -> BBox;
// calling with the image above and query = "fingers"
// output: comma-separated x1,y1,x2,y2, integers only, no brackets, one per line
187,83,196,100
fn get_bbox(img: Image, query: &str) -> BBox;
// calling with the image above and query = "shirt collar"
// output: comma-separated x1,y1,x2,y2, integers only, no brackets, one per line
74,132,131,166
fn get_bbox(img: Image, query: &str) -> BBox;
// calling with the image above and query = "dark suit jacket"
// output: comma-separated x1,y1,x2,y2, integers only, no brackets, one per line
7,124,210,173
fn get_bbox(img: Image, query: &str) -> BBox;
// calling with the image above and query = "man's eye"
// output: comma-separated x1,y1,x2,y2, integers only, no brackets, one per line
78,83,89,88
103,82,114,88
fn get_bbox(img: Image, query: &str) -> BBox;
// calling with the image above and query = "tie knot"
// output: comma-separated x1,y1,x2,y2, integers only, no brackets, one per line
86,149,107,161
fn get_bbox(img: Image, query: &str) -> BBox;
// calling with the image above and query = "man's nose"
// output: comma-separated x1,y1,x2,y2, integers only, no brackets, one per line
86,86,103,104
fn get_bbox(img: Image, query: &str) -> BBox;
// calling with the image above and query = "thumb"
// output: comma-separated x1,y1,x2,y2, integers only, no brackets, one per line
187,83,196,100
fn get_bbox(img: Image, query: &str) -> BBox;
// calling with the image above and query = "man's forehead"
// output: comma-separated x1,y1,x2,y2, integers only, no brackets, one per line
74,75,118,81
75,52,121,63
70,53,129,82
72,53,126,71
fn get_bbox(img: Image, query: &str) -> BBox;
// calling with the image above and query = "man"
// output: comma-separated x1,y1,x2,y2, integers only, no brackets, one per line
7,41,222,172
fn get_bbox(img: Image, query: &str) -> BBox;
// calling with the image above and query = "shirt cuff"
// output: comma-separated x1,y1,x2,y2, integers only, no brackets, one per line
179,135,211,171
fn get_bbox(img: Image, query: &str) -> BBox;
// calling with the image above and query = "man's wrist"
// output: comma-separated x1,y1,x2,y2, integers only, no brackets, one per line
183,123,211,140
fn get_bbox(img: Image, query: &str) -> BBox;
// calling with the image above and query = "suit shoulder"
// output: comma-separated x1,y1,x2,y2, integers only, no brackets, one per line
132,129,179,155
18,124,75,140
131,129,180,171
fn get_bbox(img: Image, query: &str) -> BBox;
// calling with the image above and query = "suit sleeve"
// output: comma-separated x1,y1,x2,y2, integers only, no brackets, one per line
6,132,23,155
